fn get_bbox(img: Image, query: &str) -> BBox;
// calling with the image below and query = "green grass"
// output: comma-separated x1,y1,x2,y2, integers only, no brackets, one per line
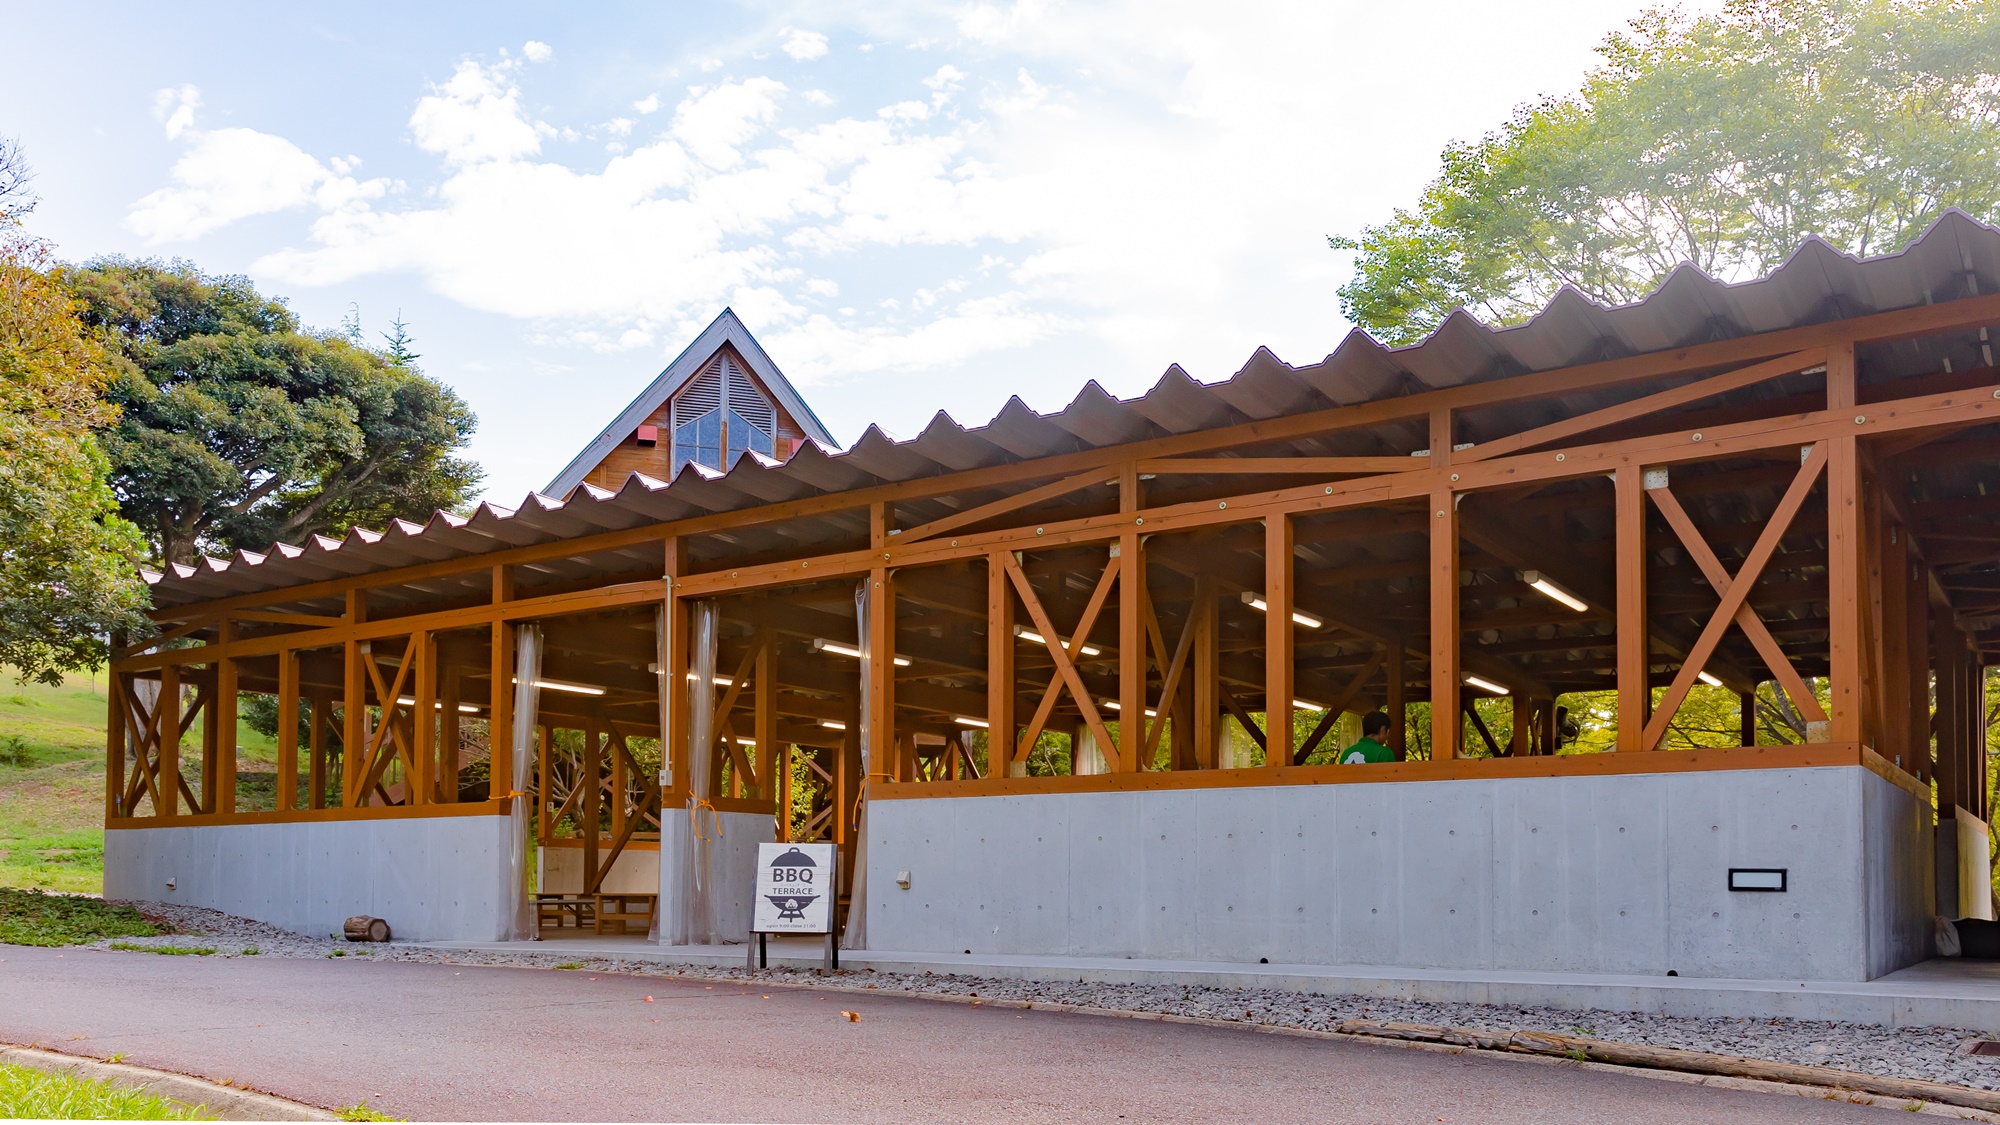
336,1103,400,1121
108,942,215,956
0,1060,210,1119
0,669,285,894
0,886,160,946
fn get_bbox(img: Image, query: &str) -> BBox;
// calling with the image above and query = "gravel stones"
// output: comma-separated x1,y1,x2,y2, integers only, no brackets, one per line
102,900,2000,1091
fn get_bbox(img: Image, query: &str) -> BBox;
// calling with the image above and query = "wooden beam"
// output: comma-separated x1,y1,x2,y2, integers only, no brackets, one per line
1640,443,1828,750
1826,348,1863,744
987,553,1016,779
1136,457,1421,475
896,469,1109,544
276,650,299,811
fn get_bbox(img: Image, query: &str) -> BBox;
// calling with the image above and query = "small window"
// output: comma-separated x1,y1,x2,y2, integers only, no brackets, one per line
671,354,777,472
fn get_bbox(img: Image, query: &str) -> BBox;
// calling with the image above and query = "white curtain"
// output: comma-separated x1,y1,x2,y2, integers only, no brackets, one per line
508,624,543,940
670,600,722,945
843,578,873,951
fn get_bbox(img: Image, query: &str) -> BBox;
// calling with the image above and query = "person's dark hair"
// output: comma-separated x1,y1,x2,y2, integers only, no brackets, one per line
1360,712,1390,736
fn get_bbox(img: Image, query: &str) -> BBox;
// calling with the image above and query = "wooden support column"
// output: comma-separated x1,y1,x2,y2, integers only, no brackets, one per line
582,717,601,893
308,695,328,809
1878,521,1912,769
1265,513,1295,767
1616,466,1650,750
1192,582,1219,769
662,538,686,796
1429,488,1460,760
756,634,778,803
276,650,299,811
1973,664,1990,824
488,565,515,803
1119,462,1145,772
986,552,1016,779
105,658,126,821
867,503,895,784
1510,695,1530,757
611,724,627,840
214,622,237,815
410,630,434,806
536,725,552,845
440,661,461,803
343,589,367,805
1906,559,1932,778
1826,342,1863,745
1387,641,1406,758
1739,690,1757,748
159,664,181,818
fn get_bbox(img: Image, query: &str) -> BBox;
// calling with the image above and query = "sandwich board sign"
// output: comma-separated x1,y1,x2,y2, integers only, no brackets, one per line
753,842,834,934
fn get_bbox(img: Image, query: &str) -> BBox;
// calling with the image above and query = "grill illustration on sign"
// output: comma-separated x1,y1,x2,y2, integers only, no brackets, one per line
763,846,820,921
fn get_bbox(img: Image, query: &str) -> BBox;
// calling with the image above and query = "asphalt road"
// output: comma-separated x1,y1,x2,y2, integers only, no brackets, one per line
0,945,1919,1123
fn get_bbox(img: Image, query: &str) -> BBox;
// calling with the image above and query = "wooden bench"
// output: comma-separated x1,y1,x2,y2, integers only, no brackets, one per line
535,893,595,931
595,892,657,935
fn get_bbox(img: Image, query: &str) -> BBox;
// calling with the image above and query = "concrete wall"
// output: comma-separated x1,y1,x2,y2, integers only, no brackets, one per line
539,845,659,895
865,765,1932,982
105,814,512,942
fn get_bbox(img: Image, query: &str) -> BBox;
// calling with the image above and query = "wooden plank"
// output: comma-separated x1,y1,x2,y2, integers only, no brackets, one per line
1265,513,1295,766
1645,484,1827,723
1456,349,1824,463
1136,457,1421,475
896,468,1109,543
1640,443,1828,750
1615,466,1649,751
986,553,1015,779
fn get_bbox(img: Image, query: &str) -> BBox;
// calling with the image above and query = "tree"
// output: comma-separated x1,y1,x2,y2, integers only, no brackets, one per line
0,136,35,219
62,260,482,565
1331,0,2000,345
0,221,151,682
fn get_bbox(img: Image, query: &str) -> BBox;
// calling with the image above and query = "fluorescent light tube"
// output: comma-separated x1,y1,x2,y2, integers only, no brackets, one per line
1100,700,1158,718
1463,675,1509,695
1521,570,1588,613
1239,591,1324,628
1014,626,1101,657
1697,670,1723,687
953,716,989,728
819,720,847,730
510,677,607,696
813,638,911,667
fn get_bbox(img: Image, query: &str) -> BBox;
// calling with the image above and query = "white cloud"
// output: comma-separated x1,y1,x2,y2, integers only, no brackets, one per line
780,28,829,61
128,86,387,242
410,60,544,166
633,93,661,114
605,117,634,137
803,89,835,107
522,40,553,62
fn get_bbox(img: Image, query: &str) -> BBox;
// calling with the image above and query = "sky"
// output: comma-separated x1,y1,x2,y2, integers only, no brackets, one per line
2,1,1724,505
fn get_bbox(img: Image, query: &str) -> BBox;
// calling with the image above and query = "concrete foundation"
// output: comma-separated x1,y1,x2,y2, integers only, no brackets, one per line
104,814,513,942
864,765,1932,982
658,809,773,942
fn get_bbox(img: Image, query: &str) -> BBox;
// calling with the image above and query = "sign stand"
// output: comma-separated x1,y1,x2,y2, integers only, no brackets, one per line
748,842,837,974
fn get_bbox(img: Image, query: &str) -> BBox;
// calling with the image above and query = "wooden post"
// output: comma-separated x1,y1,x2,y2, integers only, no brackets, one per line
1616,466,1650,750
582,717,601,893
276,650,299,811
159,663,181,818
214,622,237,815
411,630,434,806
1265,513,1295,767
440,661,461,803
987,553,1016,778
1387,641,1406,758
1510,695,1530,757
1192,581,1218,769
537,725,552,845
1878,520,1911,768
1907,558,1932,777
756,634,778,803
868,504,895,785
343,589,367,806
1937,626,1963,813
1739,690,1757,748
488,565,515,804
1119,463,1145,772
106,665,127,821
308,695,328,809
1826,342,1862,745
1429,488,1460,760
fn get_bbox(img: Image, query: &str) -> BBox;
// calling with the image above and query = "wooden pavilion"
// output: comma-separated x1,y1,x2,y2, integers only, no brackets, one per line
104,213,2000,979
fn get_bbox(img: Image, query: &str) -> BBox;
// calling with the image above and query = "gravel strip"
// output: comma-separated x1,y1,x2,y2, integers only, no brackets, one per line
104,900,2000,1092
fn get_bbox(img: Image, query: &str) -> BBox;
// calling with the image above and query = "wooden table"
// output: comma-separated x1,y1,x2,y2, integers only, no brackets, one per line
594,892,657,935
535,893,595,931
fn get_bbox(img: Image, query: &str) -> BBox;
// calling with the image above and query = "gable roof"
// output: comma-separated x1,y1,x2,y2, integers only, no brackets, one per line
543,308,839,497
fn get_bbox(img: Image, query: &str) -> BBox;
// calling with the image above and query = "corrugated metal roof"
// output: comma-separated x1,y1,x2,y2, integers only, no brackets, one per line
145,208,2000,609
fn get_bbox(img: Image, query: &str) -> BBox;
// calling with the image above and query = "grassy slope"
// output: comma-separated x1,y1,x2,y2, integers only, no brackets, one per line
0,672,276,894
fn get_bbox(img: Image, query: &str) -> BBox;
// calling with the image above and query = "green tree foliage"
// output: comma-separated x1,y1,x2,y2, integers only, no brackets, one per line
1332,0,2000,345
0,222,151,682
61,260,482,565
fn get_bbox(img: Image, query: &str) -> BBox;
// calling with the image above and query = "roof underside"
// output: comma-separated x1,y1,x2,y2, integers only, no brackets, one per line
147,209,2000,611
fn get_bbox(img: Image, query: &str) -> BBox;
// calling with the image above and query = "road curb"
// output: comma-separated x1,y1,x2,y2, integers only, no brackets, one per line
0,1043,337,1121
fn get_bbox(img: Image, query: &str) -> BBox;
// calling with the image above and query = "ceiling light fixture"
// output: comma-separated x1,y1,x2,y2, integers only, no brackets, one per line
1520,570,1588,613
1100,700,1158,718
1013,626,1101,657
1697,670,1724,687
1240,591,1324,629
812,638,912,667
953,716,989,728
1463,674,1510,695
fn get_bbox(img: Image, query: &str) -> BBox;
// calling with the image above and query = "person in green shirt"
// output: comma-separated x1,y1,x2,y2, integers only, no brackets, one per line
1339,712,1397,764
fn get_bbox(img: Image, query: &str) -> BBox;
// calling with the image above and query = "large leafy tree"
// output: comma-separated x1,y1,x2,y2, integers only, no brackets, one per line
1332,0,2000,345
63,261,482,565
0,220,151,681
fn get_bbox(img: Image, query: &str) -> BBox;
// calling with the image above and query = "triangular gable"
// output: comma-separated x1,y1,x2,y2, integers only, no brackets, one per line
544,309,838,498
